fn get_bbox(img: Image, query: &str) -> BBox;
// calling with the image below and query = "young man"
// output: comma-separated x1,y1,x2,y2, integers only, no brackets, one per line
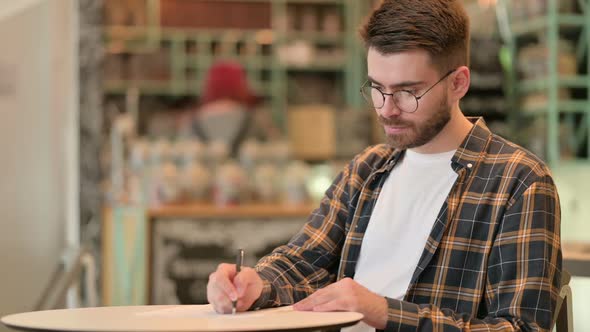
206,1,562,331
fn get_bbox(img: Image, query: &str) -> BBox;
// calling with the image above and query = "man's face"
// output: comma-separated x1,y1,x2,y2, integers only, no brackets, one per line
367,48,452,150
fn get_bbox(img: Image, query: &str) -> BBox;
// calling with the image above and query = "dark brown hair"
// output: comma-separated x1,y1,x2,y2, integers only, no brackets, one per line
360,0,470,73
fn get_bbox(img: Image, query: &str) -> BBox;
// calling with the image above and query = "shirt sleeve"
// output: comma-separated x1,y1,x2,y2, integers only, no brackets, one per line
249,160,353,309
379,175,562,331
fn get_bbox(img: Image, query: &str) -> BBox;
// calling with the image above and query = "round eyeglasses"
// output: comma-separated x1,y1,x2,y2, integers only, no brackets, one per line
360,69,456,113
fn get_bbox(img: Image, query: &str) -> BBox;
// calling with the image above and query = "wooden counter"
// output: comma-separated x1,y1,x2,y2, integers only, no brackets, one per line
103,203,317,306
148,203,316,219
147,203,317,304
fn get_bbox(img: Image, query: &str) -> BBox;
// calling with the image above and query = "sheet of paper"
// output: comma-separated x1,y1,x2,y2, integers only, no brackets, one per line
136,305,293,319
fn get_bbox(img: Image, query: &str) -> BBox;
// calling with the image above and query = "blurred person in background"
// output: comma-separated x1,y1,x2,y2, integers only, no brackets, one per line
206,1,562,331
179,61,280,155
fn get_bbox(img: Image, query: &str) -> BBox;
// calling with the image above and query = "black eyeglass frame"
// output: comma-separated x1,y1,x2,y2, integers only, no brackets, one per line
360,69,457,113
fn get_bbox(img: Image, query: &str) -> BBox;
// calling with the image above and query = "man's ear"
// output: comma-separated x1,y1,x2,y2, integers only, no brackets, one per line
449,66,470,101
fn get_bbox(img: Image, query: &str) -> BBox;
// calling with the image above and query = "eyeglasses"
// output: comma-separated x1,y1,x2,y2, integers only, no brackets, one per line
360,69,456,113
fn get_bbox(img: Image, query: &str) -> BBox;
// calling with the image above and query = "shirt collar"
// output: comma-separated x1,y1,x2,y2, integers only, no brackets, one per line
451,117,491,171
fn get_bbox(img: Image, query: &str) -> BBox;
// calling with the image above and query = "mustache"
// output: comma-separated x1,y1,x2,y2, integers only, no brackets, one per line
378,115,413,127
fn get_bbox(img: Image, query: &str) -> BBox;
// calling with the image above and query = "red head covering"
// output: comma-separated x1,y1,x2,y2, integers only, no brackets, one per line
200,61,259,106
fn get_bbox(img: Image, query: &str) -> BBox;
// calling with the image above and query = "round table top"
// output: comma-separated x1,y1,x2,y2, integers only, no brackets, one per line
1,305,363,332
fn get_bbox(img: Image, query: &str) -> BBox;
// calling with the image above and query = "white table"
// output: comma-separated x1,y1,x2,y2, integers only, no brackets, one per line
2,305,363,332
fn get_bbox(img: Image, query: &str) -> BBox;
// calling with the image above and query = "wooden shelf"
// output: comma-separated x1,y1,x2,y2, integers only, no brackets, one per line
510,14,587,37
522,100,590,114
519,76,590,94
148,203,316,219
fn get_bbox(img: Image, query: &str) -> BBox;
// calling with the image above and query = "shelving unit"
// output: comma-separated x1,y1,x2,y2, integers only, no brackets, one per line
103,0,371,130
496,0,590,166
462,38,507,122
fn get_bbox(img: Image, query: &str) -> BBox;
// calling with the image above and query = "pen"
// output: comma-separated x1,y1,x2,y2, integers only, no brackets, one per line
232,248,244,314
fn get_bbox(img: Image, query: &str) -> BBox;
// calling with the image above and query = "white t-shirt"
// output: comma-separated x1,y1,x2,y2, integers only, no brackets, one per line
343,149,458,332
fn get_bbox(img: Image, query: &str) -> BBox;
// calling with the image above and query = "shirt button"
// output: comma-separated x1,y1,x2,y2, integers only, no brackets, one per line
467,163,473,169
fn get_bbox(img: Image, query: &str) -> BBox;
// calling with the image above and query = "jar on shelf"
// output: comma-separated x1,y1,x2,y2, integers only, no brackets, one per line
213,161,248,206
180,161,211,202
282,160,310,205
154,161,181,204
253,163,280,203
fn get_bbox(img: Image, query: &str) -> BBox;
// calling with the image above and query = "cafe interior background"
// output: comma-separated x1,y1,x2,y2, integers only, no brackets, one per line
0,0,589,330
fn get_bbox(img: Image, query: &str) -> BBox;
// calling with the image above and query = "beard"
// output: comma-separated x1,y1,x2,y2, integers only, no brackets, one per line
379,93,451,150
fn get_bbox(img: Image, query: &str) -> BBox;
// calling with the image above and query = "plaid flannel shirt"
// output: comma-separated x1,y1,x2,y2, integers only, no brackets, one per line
253,117,562,331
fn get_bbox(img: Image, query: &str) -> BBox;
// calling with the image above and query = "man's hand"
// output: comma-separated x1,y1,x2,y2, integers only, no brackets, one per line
293,278,388,329
206,263,263,314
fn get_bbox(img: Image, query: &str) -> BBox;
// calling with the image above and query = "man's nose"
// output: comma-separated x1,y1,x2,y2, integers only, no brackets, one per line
377,95,402,118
